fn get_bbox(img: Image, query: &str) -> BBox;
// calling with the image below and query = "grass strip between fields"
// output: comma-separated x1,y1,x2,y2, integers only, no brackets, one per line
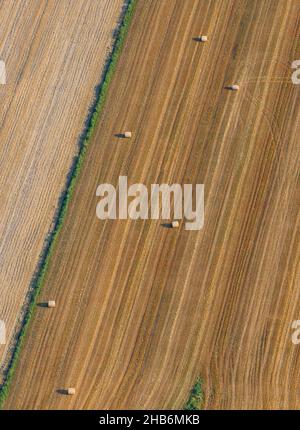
0,0,138,408
184,377,204,410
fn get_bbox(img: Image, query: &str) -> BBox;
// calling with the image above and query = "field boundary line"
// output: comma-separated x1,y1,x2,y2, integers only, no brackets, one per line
0,0,138,408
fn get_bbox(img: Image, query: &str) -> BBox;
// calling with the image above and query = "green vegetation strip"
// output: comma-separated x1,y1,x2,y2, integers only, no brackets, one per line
184,377,204,410
0,0,138,408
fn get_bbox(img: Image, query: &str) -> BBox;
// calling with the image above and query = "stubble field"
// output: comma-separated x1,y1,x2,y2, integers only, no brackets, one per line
5,0,300,409
0,0,123,378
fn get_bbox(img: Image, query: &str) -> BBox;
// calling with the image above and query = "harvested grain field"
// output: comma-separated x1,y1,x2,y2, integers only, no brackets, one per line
0,0,123,377
6,0,300,409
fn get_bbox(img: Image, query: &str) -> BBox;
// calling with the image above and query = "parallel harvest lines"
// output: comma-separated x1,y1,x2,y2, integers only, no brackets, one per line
6,0,300,409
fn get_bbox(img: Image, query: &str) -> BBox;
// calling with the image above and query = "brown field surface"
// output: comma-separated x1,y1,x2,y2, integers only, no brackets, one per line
6,0,300,409
0,0,123,377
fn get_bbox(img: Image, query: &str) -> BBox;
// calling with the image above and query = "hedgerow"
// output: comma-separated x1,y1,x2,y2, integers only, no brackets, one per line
184,377,204,410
